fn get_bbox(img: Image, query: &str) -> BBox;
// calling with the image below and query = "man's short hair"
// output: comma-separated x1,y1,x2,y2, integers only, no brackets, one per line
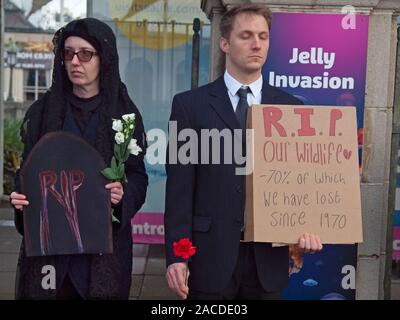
220,4,273,39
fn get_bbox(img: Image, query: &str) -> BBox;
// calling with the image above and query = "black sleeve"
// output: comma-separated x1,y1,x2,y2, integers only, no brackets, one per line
14,157,25,236
13,100,45,236
164,94,196,267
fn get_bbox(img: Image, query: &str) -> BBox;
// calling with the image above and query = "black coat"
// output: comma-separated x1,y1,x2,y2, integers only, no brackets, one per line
14,18,148,300
165,76,303,293
14,100,148,299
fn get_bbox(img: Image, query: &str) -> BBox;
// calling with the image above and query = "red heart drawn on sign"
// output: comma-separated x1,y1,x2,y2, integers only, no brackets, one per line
343,149,352,160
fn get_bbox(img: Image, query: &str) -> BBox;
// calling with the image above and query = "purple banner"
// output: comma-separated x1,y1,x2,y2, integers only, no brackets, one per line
264,12,367,130
263,12,369,300
131,212,165,244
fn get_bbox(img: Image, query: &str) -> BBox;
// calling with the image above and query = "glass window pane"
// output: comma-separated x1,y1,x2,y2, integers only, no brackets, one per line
92,0,210,216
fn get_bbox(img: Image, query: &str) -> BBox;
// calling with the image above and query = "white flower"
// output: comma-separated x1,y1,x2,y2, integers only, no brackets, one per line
128,138,142,155
112,119,123,132
115,132,125,145
122,113,136,122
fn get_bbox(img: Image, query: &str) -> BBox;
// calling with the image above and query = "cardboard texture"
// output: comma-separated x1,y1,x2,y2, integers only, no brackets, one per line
244,105,363,244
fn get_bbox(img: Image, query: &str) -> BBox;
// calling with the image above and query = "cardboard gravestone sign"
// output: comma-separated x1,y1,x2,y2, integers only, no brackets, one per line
20,132,112,256
244,105,363,244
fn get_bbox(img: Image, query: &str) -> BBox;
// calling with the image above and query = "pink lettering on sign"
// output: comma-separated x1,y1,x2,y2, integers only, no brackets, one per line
294,108,316,136
262,107,343,138
263,107,287,137
330,109,343,136
131,212,165,244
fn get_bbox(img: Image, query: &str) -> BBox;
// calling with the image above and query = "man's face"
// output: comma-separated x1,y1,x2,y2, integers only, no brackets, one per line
220,13,270,78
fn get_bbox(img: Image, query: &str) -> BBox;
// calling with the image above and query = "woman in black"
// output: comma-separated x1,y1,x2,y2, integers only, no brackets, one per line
10,18,148,299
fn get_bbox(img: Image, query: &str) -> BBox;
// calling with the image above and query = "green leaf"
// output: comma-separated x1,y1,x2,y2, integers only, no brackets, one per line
111,157,117,172
117,163,125,178
122,148,129,162
101,167,118,180
114,144,122,161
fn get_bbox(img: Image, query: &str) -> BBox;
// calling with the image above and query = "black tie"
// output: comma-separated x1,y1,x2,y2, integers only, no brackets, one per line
236,87,250,236
235,87,251,130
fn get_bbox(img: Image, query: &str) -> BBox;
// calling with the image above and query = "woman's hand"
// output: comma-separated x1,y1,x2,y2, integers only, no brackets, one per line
105,181,124,205
10,192,30,211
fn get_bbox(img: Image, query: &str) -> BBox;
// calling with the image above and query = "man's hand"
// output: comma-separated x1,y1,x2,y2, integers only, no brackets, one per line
105,182,124,205
298,233,323,253
10,192,29,211
166,262,189,299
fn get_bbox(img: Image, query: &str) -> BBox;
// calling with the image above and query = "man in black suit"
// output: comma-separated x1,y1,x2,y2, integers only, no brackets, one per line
165,4,323,300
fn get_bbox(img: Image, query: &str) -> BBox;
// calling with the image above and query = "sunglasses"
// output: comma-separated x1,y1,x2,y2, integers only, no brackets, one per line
63,49,98,62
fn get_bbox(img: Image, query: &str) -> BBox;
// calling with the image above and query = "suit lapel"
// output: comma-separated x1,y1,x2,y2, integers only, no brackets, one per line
208,76,240,131
261,81,279,104
207,77,279,129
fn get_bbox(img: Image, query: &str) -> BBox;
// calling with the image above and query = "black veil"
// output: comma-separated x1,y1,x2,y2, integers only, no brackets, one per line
21,18,147,166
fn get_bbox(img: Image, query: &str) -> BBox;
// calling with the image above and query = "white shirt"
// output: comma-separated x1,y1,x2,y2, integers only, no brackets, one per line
223,70,263,112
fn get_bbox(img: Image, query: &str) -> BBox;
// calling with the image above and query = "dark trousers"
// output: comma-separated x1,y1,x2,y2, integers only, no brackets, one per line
188,242,282,300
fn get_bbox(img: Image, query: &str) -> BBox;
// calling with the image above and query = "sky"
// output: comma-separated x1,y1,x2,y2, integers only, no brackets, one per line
10,0,87,30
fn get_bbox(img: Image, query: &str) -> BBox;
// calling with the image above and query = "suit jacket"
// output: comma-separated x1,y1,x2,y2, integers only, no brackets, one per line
165,75,303,293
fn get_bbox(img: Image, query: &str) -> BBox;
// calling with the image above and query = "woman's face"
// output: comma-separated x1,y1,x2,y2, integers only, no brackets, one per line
63,36,100,94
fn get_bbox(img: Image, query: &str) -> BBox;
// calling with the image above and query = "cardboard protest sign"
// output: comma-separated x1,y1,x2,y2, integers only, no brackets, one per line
244,105,363,244
20,132,113,256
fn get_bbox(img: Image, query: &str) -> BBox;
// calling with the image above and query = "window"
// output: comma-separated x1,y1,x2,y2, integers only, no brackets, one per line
24,69,50,101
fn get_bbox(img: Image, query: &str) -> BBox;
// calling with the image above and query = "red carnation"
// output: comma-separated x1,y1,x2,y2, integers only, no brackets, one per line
173,238,196,288
173,238,196,260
